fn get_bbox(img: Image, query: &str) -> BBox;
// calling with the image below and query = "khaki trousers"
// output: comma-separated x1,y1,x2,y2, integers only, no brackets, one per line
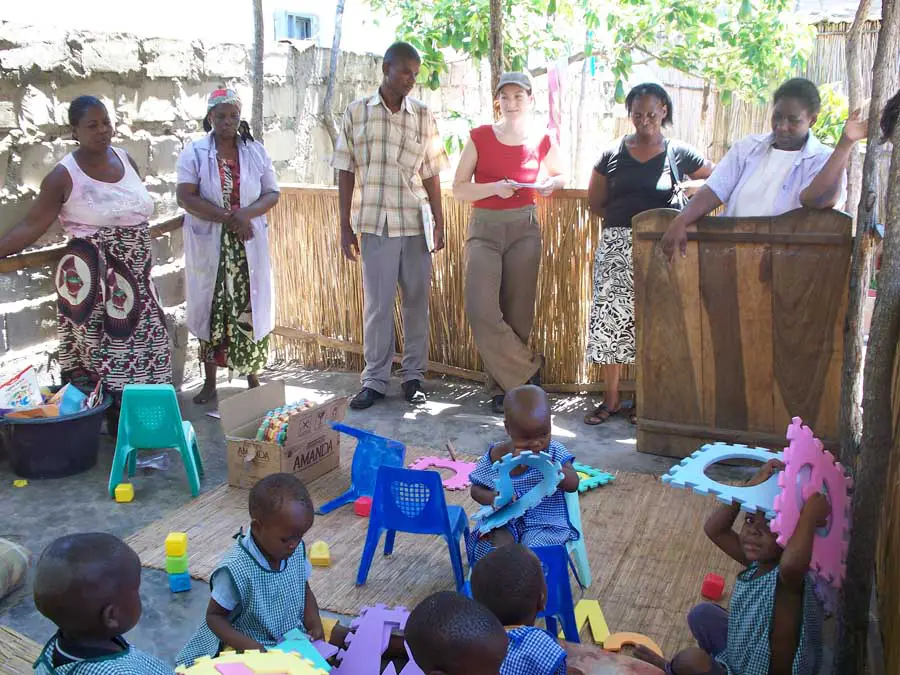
464,206,542,395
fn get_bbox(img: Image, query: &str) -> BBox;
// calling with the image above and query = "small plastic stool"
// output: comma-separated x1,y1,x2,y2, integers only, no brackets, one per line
318,423,406,515
565,490,592,588
108,384,203,498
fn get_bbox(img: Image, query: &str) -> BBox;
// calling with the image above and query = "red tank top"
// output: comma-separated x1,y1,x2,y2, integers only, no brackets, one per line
471,125,552,210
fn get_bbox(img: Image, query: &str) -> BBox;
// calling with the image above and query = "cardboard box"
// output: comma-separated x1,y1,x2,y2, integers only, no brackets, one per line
220,381,348,489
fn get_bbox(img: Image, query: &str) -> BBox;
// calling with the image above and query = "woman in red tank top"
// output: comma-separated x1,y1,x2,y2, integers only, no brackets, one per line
452,72,566,413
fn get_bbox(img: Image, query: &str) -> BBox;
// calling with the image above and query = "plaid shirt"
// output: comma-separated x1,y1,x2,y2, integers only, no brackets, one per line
332,90,449,238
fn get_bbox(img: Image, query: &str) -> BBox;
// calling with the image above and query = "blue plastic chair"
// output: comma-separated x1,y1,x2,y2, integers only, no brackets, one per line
107,385,203,498
533,545,580,643
565,490,592,588
318,423,406,515
356,466,470,592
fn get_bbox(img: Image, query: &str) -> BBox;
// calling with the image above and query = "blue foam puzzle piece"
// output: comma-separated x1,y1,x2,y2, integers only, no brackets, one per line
168,571,191,593
572,462,615,492
276,628,332,671
471,451,563,534
661,443,783,518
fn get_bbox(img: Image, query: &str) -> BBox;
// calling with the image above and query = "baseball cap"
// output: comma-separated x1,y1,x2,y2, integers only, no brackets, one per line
495,72,532,95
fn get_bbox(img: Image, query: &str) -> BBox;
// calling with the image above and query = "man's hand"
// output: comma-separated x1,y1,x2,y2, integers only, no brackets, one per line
340,224,360,262
433,224,445,252
660,221,687,262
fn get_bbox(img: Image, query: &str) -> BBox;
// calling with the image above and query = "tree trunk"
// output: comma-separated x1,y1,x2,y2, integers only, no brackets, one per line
250,0,265,141
322,0,345,150
489,0,503,120
833,100,900,675
573,36,590,185
845,0,871,223
698,81,711,156
839,0,897,471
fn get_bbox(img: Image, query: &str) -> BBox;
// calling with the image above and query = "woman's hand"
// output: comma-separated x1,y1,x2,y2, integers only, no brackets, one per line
226,209,254,241
536,176,558,197
840,108,867,145
493,180,516,199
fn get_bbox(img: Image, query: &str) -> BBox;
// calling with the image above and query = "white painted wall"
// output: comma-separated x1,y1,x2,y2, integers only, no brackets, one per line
0,0,399,53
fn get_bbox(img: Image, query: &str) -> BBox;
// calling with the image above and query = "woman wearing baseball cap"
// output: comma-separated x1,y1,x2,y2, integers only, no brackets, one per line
452,72,566,414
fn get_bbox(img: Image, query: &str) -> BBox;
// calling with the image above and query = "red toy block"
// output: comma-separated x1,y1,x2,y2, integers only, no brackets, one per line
701,573,725,601
354,496,373,517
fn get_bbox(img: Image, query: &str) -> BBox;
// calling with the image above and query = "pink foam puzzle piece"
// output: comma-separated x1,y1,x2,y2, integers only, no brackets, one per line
332,605,410,675
771,417,852,588
407,456,477,490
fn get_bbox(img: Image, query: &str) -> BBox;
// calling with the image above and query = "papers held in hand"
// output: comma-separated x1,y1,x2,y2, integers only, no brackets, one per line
422,204,436,252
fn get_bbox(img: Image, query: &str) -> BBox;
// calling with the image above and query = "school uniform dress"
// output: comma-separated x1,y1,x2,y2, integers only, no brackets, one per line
176,530,310,667
501,626,567,675
33,634,174,674
467,440,579,565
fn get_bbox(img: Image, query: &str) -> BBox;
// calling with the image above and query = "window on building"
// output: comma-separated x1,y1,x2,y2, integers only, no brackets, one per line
274,10,318,41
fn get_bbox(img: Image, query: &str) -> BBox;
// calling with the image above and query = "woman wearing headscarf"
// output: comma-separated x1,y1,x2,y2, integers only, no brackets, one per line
177,89,280,403
0,95,170,430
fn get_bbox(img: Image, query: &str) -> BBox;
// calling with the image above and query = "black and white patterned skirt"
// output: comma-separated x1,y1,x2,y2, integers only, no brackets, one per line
586,227,635,364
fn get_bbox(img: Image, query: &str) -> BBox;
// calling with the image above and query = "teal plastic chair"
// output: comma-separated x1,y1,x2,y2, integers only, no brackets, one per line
565,489,592,588
107,385,203,498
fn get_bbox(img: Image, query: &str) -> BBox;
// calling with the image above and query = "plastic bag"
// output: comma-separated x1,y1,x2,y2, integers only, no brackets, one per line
0,367,44,409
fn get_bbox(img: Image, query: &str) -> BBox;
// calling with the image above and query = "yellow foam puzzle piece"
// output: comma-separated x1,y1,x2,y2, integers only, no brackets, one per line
558,599,610,643
603,632,663,657
309,541,330,567
166,532,189,557
175,650,328,674
114,483,134,503
321,617,338,642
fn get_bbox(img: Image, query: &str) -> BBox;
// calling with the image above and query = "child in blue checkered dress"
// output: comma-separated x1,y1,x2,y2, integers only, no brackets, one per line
406,591,509,675
32,533,174,675
634,460,827,675
472,544,568,675
468,385,581,565
177,473,325,667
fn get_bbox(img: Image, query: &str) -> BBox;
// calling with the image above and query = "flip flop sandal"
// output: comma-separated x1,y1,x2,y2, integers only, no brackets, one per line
583,403,621,425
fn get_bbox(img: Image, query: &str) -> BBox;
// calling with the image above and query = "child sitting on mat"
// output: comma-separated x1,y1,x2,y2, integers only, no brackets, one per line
32,533,174,674
634,460,827,675
472,544,568,674
177,473,325,666
468,384,581,565
405,591,508,675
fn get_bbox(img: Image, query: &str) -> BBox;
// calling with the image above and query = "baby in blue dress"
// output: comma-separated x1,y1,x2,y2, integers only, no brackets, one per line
468,385,581,565
472,544,568,675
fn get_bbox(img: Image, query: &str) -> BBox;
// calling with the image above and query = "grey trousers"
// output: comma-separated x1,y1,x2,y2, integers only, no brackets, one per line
360,233,432,394
464,206,542,395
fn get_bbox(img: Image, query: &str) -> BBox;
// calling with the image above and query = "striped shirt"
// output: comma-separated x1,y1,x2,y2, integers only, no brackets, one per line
331,90,449,237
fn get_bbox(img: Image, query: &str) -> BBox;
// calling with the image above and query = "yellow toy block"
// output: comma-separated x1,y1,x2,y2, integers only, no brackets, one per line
165,532,189,557
603,632,663,657
558,599,610,643
114,483,134,503
309,541,330,567
174,650,327,674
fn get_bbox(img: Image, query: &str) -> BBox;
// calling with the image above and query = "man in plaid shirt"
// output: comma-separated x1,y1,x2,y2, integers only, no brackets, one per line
332,42,449,410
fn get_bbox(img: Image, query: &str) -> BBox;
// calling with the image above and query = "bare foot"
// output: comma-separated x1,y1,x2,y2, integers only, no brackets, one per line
247,373,261,388
192,381,217,404
633,646,667,671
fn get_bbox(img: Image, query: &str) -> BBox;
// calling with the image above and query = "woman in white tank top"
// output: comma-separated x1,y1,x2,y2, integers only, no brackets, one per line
0,95,171,431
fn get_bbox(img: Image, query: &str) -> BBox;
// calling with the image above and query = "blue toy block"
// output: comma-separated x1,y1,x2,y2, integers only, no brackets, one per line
168,572,191,593
662,443,783,518
276,628,333,671
471,451,563,535
108,385,204,499
318,423,406,515
357,466,470,592
533,545,580,643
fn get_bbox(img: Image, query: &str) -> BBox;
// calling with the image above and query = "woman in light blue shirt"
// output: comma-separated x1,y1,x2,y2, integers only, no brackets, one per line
661,78,866,261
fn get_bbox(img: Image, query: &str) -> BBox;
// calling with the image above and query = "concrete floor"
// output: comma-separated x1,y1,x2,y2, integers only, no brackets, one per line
0,366,730,666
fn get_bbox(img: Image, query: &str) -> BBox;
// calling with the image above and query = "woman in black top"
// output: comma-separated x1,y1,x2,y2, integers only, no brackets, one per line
584,83,712,425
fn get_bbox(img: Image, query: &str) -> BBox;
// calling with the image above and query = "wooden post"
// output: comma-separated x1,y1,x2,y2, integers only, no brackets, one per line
489,0,503,120
839,0,898,470
834,18,900,672
250,0,265,141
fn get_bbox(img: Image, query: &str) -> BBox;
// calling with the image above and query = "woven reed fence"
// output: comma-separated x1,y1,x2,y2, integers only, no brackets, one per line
268,185,635,391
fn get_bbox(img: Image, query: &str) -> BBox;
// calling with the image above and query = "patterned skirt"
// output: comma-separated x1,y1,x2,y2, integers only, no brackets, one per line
199,227,269,375
586,227,635,365
55,227,171,398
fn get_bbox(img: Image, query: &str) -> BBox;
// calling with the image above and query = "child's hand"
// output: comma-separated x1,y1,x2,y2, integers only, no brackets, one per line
804,491,831,528
306,621,326,642
745,459,784,487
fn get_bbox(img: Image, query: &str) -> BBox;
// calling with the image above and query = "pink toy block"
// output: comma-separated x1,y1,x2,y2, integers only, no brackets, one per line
771,417,852,588
407,457,477,490
701,574,725,601
354,496,373,517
